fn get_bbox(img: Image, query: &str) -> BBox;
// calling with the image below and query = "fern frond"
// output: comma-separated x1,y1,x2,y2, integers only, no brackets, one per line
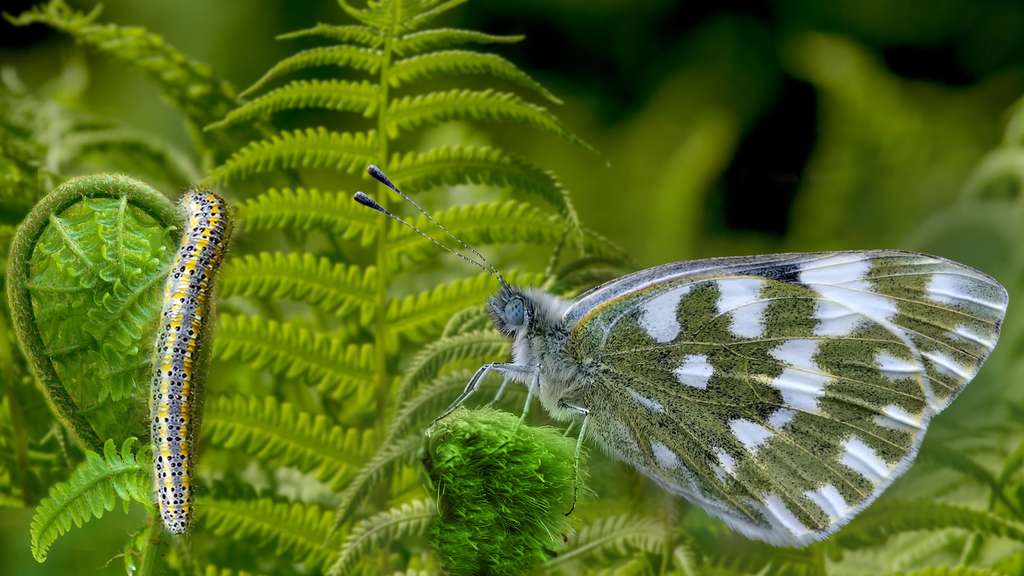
543,514,665,569
388,148,578,225
214,315,374,399
882,568,1010,576
219,252,377,322
8,0,246,155
54,127,199,183
384,370,473,444
208,80,379,131
442,305,491,337
838,500,1024,549
30,438,150,562
386,89,592,151
203,395,375,491
200,566,264,576
241,46,384,98
204,128,377,185
887,530,962,572
389,50,561,104
198,496,338,571
393,28,523,56
384,271,543,349
398,0,471,33
332,434,422,529
277,23,381,46
328,498,436,576
237,187,379,246
396,330,509,401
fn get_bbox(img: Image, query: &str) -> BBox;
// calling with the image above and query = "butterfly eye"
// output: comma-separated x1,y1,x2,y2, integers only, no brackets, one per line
503,297,526,328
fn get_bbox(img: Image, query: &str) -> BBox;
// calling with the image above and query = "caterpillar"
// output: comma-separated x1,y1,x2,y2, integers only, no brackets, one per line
151,190,230,534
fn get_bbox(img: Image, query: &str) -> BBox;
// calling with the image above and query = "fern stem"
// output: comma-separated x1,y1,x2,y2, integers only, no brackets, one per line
372,6,396,436
137,512,166,576
5,377,34,505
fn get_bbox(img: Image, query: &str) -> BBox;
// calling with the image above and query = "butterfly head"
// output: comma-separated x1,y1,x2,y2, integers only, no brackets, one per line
488,286,530,336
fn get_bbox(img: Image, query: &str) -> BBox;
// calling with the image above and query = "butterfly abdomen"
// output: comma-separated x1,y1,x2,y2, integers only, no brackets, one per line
151,191,230,534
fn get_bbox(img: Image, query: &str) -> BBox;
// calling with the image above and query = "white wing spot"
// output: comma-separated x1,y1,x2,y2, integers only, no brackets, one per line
798,254,870,285
875,350,922,380
652,441,680,469
768,408,796,429
715,448,736,476
805,484,849,521
771,369,828,414
922,350,973,380
626,386,665,413
763,494,810,537
813,299,862,336
873,404,922,430
770,339,819,370
730,419,773,453
841,436,891,484
639,286,691,343
954,324,994,349
674,354,714,389
927,273,1005,311
716,278,767,338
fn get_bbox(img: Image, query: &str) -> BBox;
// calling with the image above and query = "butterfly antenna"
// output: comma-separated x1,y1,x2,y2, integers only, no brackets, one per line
353,191,495,277
367,165,511,291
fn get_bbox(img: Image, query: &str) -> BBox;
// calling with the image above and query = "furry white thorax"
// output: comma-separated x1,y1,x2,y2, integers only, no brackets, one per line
506,288,578,421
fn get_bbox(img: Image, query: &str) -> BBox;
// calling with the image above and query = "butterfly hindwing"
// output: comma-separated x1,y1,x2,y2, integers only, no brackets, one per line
563,251,1007,546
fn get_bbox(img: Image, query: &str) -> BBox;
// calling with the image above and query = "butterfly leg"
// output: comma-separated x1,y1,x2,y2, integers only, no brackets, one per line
435,363,528,423
487,372,514,406
515,366,542,429
560,401,590,515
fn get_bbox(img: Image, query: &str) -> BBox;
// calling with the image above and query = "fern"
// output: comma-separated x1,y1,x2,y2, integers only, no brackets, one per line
209,80,379,130
328,498,437,576
332,434,423,528
838,500,1024,549
236,187,380,246
543,514,666,569
198,496,340,571
219,252,377,322
214,315,375,399
388,50,561,103
395,330,509,400
29,438,150,562
392,28,523,56
203,395,376,491
241,45,385,98
277,23,382,46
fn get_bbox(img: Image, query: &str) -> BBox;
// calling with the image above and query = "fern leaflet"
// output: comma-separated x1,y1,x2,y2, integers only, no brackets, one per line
393,28,523,56
236,187,379,246
389,50,561,103
543,514,665,568
241,46,384,98
208,80,379,130
328,498,436,576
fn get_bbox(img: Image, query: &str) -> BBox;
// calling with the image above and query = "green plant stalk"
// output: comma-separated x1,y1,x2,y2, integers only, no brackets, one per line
137,511,167,576
372,3,396,435
5,174,180,451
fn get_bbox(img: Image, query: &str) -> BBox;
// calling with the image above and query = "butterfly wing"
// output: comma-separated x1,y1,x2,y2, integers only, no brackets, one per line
563,251,1007,546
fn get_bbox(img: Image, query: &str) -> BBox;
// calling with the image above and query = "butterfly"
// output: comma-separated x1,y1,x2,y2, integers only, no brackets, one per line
356,166,1009,547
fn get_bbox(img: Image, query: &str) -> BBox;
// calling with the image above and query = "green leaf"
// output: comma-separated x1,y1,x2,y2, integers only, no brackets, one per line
544,514,666,569
208,80,379,131
395,330,509,401
241,45,384,98
6,174,179,446
393,28,523,56
277,23,381,46
386,89,592,151
236,187,379,246
219,252,377,322
838,500,1024,549
198,496,339,571
214,314,374,399
383,270,544,349
203,395,375,491
30,438,150,562
388,148,578,226
204,128,377,185
328,498,436,576
332,434,422,530
389,50,561,104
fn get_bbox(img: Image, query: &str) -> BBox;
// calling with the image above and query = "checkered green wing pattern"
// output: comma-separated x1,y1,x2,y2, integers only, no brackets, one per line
563,251,1007,546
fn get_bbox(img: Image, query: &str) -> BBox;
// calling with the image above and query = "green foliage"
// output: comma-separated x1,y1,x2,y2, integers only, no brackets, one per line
6,174,179,447
30,438,150,562
329,498,436,576
424,408,578,576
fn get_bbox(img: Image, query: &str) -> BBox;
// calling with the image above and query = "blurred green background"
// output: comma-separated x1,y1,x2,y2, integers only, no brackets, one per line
2,0,1024,573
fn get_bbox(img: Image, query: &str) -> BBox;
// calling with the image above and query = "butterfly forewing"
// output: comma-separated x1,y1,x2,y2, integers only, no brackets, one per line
563,251,1007,546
